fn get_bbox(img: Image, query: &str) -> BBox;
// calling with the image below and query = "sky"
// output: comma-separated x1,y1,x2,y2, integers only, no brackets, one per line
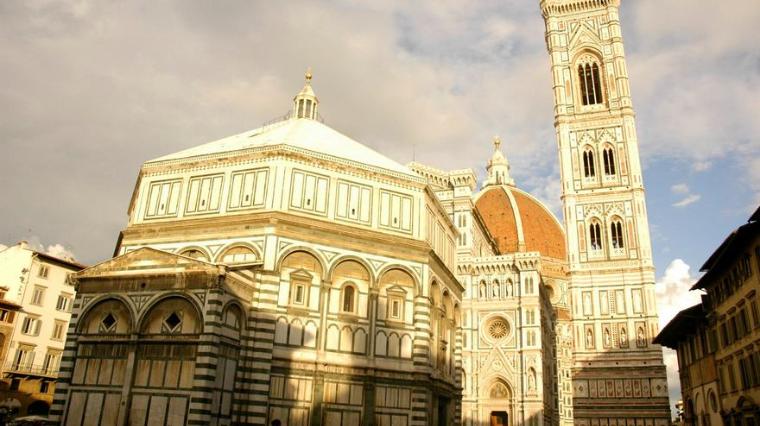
1,0,759,413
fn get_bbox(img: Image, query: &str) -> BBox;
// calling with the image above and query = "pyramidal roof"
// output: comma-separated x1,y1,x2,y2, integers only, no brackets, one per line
147,118,414,176
147,70,415,178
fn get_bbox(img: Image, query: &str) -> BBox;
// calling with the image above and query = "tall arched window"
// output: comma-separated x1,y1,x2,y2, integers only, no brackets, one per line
578,62,603,105
603,146,616,175
589,221,603,250
583,149,596,178
611,218,625,249
342,285,355,313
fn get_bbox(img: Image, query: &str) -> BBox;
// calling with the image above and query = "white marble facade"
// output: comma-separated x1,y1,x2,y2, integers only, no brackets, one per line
52,1,671,425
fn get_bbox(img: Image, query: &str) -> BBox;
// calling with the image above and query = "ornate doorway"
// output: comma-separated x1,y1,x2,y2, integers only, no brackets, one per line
490,411,508,426
482,379,512,426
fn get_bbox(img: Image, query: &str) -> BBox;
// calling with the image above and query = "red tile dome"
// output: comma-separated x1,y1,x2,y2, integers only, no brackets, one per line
475,185,567,261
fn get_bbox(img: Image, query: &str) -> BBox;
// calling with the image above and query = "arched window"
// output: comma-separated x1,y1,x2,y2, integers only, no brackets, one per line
603,146,616,175
220,246,257,264
589,221,603,250
583,149,596,178
578,62,603,105
610,218,625,249
342,285,356,313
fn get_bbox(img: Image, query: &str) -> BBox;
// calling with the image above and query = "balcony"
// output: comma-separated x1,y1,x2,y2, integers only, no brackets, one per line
2,363,58,379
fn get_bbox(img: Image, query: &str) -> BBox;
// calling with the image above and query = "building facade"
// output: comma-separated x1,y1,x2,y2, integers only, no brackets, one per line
655,305,721,426
657,207,760,425
52,75,464,426
540,0,670,423
0,242,84,416
51,1,671,425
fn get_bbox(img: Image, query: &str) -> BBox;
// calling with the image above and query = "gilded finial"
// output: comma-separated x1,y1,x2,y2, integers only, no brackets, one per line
493,136,501,151
305,67,312,83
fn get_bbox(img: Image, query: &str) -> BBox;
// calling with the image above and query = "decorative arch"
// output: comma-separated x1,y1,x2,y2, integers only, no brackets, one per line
527,367,538,393
277,248,326,279
573,50,605,106
377,266,420,297
77,296,135,334
178,246,211,262
486,377,513,400
327,256,374,286
217,243,260,264
442,290,454,321
429,280,442,307
136,293,204,335
222,301,245,331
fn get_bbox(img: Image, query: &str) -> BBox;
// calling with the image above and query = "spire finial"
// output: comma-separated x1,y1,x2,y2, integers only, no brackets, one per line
493,136,502,151
305,67,312,83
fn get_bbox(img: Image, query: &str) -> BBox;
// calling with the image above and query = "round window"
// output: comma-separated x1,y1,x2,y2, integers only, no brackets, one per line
486,317,510,341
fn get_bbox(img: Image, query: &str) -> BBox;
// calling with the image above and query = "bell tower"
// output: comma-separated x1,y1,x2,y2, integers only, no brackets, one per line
539,1,670,424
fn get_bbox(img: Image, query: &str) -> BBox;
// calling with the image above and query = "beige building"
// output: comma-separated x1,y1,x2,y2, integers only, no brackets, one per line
51,1,671,425
0,242,84,416
657,207,760,425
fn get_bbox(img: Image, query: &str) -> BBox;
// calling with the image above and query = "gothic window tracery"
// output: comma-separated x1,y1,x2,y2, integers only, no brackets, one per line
603,146,616,175
583,148,596,178
486,317,510,341
610,218,625,249
589,220,603,251
578,58,603,106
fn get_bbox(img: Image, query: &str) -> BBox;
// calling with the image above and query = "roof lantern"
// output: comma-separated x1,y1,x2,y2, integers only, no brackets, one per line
485,136,515,187
293,68,319,120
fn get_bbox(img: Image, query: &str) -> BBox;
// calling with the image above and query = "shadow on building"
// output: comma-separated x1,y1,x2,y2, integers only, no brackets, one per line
49,247,462,426
567,328,671,426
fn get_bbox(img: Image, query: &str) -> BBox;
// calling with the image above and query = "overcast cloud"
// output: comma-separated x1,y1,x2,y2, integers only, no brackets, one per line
1,1,759,413
1,0,757,263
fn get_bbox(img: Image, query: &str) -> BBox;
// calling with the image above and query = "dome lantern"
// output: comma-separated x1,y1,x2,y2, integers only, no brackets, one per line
293,68,319,120
485,136,515,187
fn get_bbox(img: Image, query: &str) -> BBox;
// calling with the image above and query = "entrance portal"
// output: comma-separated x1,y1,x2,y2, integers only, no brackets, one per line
490,411,508,426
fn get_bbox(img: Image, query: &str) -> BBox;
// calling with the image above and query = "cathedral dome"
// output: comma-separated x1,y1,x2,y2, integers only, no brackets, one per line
475,185,566,260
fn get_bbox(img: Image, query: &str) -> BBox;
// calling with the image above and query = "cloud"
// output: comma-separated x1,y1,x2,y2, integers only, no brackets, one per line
45,243,78,262
0,1,755,267
670,184,689,194
692,161,712,172
655,259,704,412
673,194,701,208
12,237,79,262
670,184,701,207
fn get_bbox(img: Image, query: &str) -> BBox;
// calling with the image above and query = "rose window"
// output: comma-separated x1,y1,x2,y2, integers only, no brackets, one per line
487,318,509,340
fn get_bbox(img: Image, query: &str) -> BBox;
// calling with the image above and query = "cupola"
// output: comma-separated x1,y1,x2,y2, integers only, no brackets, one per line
485,136,515,187
292,68,319,120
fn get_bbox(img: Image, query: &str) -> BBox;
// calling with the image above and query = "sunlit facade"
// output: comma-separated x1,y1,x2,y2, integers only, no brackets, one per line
51,1,672,425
